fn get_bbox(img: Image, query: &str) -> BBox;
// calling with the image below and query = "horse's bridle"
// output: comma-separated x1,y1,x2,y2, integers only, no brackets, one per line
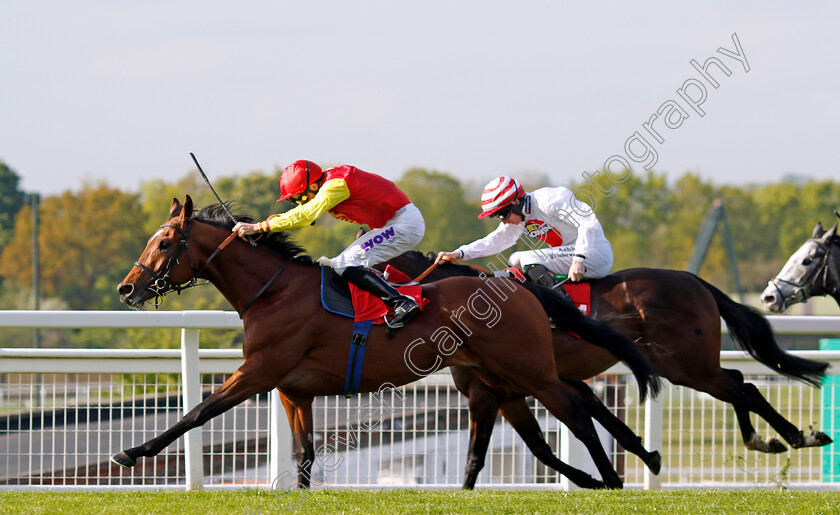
767,238,839,309
131,219,287,316
132,219,237,307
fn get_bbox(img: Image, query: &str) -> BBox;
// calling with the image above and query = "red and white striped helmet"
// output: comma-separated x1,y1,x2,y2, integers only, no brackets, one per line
478,176,525,219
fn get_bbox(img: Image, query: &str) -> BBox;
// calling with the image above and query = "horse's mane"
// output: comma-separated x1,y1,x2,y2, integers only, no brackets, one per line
193,203,314,264
404,250,482,277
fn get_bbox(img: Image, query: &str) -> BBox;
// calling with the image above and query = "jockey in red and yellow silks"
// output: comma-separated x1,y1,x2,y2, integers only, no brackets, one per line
261,164,412,232
233,160,425,329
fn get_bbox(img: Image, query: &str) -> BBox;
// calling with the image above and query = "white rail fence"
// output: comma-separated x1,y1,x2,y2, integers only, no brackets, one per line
0,311,839,491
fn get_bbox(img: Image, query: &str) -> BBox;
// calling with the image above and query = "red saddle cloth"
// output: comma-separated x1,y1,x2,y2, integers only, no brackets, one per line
564,282,591,316
503,267,591,316
348,265,428,323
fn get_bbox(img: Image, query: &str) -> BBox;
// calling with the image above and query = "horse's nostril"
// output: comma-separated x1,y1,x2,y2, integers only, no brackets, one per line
118,283,134,297
762,295,775,304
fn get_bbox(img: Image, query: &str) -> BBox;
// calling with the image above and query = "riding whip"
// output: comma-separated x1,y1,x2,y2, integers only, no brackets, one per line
190,152,257,246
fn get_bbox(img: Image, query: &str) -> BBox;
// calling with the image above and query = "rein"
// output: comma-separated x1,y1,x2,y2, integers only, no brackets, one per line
412,261,441,282
412,256,492,282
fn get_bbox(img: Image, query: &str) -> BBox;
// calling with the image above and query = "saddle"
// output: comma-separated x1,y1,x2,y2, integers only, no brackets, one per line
320,265,426,322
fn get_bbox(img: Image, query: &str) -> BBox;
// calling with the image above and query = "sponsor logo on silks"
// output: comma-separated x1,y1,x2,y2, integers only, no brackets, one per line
361,227,396,251
524,219,563,246
332,212,360,224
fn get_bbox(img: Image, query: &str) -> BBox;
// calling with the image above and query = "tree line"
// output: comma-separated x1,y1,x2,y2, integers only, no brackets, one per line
0,159,837,348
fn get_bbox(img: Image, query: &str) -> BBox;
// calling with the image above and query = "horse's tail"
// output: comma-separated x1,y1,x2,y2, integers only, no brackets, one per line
693,274,828,387
523,282,661,402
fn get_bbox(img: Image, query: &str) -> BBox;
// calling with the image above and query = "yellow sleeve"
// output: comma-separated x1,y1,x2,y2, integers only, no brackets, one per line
265,179,350,232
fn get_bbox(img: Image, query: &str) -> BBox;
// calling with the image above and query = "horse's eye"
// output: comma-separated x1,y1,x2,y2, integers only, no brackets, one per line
802,258,812,266
159,241,171,251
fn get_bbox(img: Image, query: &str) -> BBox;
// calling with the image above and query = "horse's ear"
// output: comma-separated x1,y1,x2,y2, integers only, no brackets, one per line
182,195,194,221
169,198,181,217
821,222,838,244
811,222,825,239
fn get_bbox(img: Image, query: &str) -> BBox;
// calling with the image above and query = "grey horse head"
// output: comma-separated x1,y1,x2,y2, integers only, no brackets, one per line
762,212,840,313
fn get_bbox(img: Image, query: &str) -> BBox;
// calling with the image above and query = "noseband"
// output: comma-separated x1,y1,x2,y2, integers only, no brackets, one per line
768,239,839,309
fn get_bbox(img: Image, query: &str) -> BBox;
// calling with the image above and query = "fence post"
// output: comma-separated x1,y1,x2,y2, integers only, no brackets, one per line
181,328,204,490
559,424,586,490
644,382,664,490
270,389,294,490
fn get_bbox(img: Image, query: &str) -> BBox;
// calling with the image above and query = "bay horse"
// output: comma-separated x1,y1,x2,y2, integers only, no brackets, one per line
762,211,840,313
111,196,663,489
382,251,833,488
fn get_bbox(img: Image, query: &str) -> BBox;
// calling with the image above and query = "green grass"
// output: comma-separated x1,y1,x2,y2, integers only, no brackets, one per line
1,489,840,514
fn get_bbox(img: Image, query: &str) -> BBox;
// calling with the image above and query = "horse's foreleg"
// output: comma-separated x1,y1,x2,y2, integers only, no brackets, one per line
499,397,606,489
111,368,269,468
279,395,316,487
462,381,501,489
559,378,661,474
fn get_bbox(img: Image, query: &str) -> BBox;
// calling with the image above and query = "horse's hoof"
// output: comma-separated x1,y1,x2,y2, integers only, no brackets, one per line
110,451,136,468
746,434,788,453
767,438,788,453
603,475,624,489
801,430,833,448
566,470,605,489
646,451,662,475
579,477,607,490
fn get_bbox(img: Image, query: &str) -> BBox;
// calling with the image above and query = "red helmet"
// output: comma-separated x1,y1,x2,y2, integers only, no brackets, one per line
277,160,323,202
478,176,524,218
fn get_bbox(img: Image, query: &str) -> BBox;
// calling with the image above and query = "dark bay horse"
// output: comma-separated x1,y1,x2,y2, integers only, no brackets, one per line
112,196,663,489
762,212,840,313
382,251,833,488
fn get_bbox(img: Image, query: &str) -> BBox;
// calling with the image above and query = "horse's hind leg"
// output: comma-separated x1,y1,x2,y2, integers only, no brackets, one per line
527,379,624,488
460,376,603,489
279,395,316,487
462,380,501,489
692,368,831,452
559,378,661,474
111,367,270,467
723,369,832,451
499,397,606,489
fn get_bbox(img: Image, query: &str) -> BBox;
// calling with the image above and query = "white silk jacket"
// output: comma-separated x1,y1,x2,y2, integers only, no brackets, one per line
457,187,609,262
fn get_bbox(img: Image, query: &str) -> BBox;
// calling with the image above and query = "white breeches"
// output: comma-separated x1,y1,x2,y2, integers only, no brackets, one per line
329,204,426,275
508,239,613,279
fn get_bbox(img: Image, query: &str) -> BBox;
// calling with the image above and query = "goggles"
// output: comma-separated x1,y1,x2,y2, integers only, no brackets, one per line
289,190,313,205
492,206,512,219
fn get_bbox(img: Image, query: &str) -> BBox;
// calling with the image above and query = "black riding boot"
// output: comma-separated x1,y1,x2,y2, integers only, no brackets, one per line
342,266,420,328
524,264,572,303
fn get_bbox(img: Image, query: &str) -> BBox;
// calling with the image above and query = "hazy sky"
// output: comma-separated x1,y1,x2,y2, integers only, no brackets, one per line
2,2,838,197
